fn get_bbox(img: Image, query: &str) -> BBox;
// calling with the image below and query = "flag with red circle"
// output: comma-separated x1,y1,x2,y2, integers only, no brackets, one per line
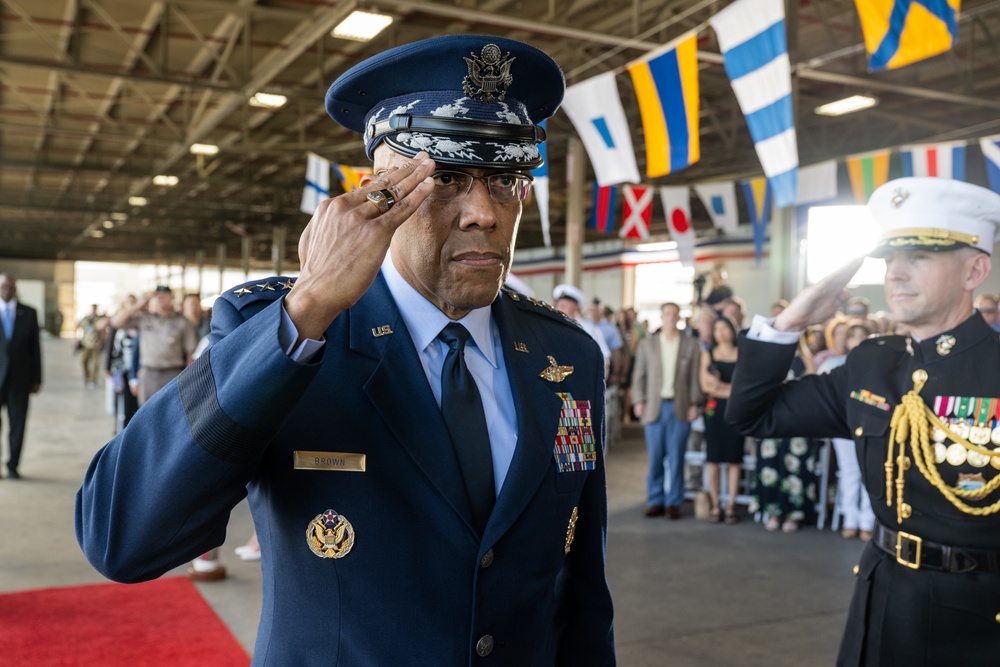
659,186,696,267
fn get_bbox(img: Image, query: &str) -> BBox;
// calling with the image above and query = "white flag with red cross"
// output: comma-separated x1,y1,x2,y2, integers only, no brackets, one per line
620,185,652,240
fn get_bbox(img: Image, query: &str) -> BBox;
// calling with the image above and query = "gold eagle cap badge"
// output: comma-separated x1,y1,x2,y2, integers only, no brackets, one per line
307,509,355,559
539,355,574,383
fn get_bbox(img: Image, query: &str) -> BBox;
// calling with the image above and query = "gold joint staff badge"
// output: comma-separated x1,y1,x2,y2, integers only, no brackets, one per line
307,509,355,559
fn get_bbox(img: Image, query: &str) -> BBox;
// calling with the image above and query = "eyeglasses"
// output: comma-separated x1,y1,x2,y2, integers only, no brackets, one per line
428,170,533,204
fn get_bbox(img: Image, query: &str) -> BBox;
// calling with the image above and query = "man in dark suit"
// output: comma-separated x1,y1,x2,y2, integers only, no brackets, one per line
0,273,42,479
727,177,1000,665
76,35,615,666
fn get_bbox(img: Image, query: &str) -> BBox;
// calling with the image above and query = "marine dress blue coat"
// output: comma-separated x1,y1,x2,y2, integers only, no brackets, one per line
76,274,616,666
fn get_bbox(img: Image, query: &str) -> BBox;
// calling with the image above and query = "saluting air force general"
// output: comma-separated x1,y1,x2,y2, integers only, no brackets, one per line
727,177,1000,666
76,35,615,666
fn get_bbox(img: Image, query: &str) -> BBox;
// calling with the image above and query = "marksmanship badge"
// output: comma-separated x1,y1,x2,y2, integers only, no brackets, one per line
307,509,355,559
463,44,515,104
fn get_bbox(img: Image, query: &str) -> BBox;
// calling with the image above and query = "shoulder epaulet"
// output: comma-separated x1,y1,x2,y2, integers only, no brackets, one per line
217,276,296,311
501,288,586,332
856,332,906,351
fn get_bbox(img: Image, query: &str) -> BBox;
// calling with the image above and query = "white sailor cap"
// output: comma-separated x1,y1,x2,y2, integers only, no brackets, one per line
553,283,586,305
869,177,1000,256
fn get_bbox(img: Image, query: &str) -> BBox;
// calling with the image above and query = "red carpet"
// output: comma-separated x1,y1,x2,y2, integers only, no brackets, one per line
0,577,250,666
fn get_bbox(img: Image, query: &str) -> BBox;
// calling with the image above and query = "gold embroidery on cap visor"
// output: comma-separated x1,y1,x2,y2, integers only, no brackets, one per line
877,227,980,250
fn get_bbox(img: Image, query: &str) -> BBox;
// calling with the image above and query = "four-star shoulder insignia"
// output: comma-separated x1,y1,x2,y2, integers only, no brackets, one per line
257,281,277,292
234,286,254,297
279,279,295,290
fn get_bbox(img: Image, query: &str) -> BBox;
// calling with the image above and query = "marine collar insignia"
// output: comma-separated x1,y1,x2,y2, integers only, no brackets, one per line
539,355,573,383
935,334,956,356
463,44,515,104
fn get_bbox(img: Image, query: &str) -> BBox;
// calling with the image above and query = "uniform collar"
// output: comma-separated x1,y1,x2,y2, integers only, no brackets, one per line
910,312,994,362
381,252,498,368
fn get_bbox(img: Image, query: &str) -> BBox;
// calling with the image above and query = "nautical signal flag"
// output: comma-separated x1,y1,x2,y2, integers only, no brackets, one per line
562,72,641,187
901,141,966,180
846,150,891,203
627,30,700,178
588,183,619,234
620,185,653,240
742,177,772,265
710,0,798,208
854,0,960,71
660,186,696,267
694,181,739,234
532,120,552,247
980,135,1000,194
301,152,330,215
331,163,371,193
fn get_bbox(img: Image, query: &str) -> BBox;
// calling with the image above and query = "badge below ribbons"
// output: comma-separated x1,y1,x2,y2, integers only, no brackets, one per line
553,392,596,472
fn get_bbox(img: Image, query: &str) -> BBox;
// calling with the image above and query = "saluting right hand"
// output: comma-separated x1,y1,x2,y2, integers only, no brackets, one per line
284,151,436,342
773,258,864,332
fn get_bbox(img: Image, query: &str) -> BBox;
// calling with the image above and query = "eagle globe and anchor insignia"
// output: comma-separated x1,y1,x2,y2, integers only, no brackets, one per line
307,509,355,559
463,44,515,104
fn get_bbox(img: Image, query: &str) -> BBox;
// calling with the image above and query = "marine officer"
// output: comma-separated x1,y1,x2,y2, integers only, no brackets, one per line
76,34,615,666
727,177,1000,666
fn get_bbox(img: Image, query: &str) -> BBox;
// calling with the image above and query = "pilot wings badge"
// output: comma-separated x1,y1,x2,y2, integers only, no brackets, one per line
463,44,515,104
539,355,574,383
307,509,355,559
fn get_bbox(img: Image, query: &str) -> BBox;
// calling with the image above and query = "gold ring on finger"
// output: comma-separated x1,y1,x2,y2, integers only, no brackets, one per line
366,189,396,215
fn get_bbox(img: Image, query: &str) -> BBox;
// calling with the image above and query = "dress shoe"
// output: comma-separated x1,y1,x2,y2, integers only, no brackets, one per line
187,563,227,582
6,469,20,480
234,545,261,562
841,528,859,540
643,504,665,518
781,518,800,533
665,506,681,520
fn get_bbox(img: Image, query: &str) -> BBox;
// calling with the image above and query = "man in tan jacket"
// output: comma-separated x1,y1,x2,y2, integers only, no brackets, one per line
631,302,703,519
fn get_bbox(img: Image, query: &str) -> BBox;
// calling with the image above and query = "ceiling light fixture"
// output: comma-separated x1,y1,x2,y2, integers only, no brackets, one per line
153,174,179,187
331,10,393,41
248,92,287,109
190,143,219,156
814,95,878,117
89,230,105,238
102,220,115,229
111,212,128,221
128,196,148,207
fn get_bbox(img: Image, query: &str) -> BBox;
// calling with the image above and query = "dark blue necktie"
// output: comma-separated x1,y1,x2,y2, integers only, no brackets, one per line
437,323,495,534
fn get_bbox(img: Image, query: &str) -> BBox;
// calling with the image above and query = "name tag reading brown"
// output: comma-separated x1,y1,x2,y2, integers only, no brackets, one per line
294,451,366,472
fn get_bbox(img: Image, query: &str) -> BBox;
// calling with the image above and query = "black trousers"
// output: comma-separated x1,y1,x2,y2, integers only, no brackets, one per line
0,384,31,472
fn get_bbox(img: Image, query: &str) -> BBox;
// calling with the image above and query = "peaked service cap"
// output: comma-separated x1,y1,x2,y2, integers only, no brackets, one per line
869,177,1000,256
325,35,564,170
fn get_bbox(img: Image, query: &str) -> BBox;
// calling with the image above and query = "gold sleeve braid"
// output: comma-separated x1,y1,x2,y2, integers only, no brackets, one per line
886,369,1000,524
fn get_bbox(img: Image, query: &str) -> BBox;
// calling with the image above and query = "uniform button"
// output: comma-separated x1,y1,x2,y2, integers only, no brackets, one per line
853,565,860,575
480,549,494,568
995,612,1000,624
476,634,494,657
855,426,864,437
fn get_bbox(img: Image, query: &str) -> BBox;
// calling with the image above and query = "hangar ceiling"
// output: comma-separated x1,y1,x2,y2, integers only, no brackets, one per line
1,0,999,267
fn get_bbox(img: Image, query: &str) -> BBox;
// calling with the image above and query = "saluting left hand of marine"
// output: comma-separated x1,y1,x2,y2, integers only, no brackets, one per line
284,151,437,341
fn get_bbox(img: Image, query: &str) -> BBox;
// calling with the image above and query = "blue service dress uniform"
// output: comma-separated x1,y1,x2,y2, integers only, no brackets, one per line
76,274,616,666
727,314,1000,666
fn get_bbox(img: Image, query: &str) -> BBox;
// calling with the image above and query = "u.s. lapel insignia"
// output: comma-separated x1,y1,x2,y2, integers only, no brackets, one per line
462,44,514,104
307,509,355,559
539,355,573,383
935,335,956,356
371,325,393,337
513,341,529,353
564,506,579,554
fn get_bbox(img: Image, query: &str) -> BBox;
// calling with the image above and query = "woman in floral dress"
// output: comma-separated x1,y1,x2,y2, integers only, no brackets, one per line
749,335,820,533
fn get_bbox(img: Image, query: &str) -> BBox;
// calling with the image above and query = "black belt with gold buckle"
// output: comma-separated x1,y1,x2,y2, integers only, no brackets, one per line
872,523,1000,573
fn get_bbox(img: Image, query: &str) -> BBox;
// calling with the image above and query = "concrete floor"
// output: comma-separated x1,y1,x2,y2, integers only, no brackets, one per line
0,336,865,665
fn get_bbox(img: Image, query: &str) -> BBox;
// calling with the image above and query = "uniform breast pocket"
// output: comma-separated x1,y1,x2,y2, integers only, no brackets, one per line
849,405,892,501
554,469,589,494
